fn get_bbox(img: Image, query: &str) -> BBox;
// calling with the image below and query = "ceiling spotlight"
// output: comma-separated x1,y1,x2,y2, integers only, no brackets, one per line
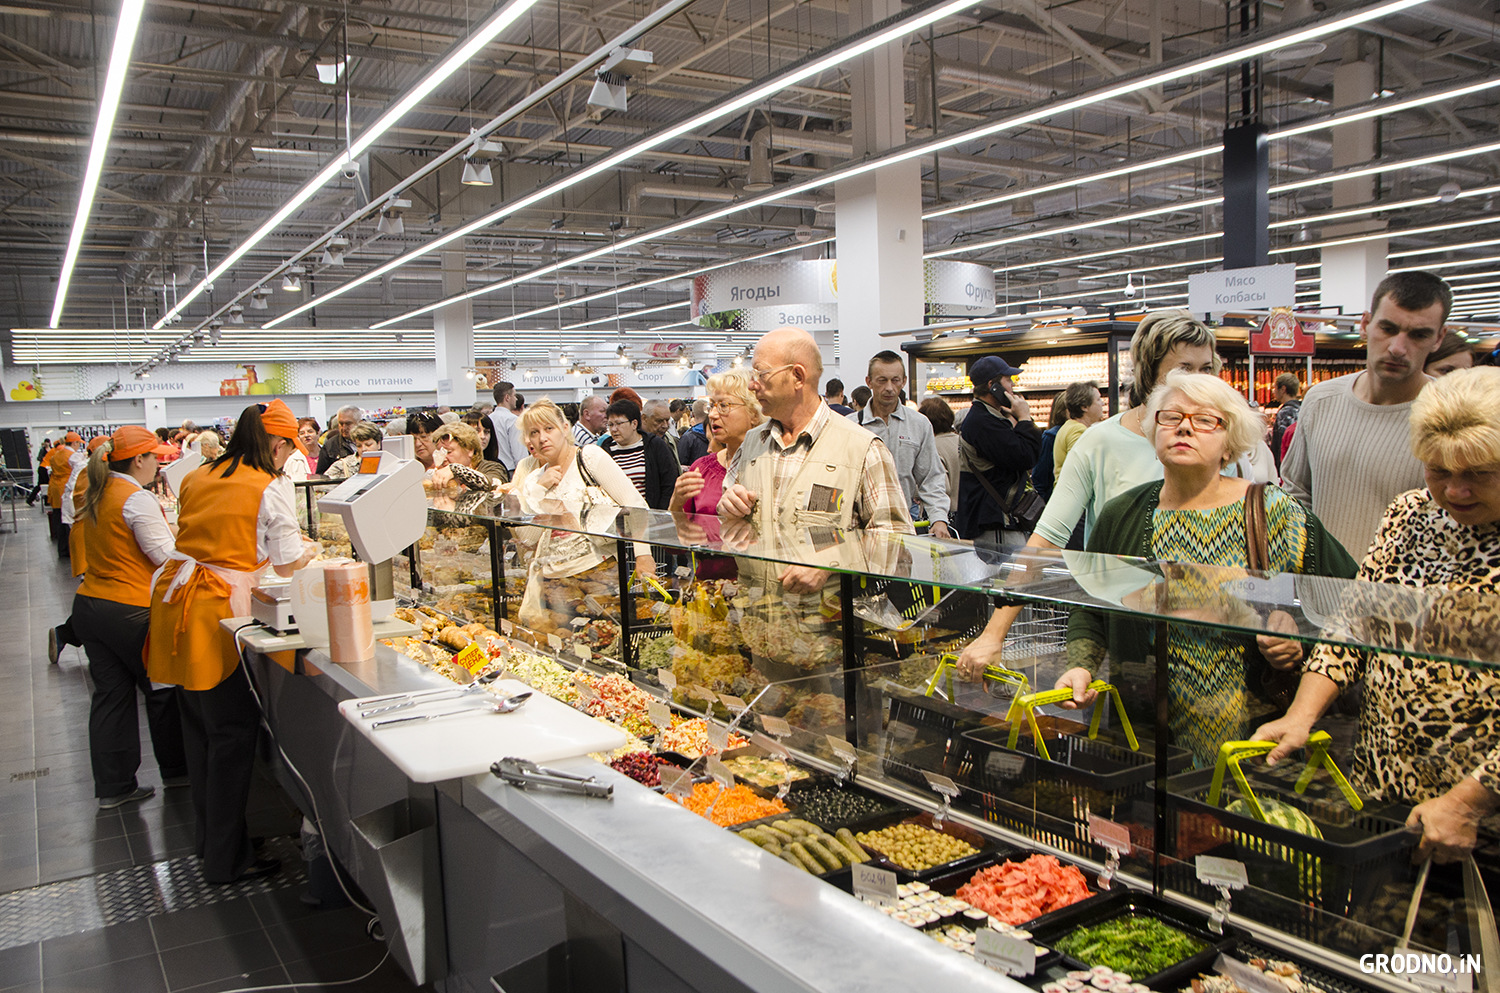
461,138,504,187
209,326,222,343
587,46,653,113
249,288,270,310
1123,273,1137,298
321,237,349,267
193,329,208,344
1438,181,1462,203
1269,0,1325,60
281,267,304,292
314,59,346,85
557,352,570,367
177,341,191,356
228,306,245,325
554,285,567,301
376,198,411,236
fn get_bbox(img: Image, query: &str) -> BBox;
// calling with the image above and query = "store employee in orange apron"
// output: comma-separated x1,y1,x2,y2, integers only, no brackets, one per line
74,427,187,808
147,400,316,884
46,431,82,554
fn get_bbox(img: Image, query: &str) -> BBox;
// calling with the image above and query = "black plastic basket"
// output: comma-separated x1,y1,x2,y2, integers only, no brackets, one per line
880,685,984,790
1164,765,1417,919
1028,890,1235,989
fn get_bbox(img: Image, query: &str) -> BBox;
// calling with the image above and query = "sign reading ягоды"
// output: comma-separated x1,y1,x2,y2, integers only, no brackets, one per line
1187,263,1297,315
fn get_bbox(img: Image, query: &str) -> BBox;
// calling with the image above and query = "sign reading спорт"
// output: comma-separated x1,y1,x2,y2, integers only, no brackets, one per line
1187,263,1297,316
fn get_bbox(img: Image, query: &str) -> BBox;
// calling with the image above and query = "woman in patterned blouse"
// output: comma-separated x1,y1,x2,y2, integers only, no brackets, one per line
1257,367,1500,863
1056,372,1356,765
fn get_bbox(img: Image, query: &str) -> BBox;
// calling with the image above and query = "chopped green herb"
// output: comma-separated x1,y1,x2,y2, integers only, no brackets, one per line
1054,914,1205,976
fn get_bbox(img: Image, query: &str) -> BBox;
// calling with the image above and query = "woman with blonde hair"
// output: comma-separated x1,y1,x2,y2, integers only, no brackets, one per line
1256,367,1500,862
669,371,764,577
1055,372,1356,764
430,421,508,487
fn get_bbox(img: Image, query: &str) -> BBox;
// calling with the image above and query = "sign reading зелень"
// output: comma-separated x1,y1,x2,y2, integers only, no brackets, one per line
1188,263,1296,314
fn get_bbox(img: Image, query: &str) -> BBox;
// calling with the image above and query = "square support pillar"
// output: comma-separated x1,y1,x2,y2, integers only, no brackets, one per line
1223,123,1269,270
433,248,475,407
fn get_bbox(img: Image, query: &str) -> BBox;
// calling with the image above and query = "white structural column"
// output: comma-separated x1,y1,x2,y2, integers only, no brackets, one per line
1320,58,1387,318
434,248,477,407
834,0,924,381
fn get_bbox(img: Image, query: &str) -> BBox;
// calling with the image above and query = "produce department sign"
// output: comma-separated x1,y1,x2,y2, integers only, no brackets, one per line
693,258,995,330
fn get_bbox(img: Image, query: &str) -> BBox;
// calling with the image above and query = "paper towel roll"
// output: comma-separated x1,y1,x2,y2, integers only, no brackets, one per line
324,560,374,663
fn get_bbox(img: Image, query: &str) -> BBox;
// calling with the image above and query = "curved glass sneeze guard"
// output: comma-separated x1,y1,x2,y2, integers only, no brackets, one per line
425,496,1500,673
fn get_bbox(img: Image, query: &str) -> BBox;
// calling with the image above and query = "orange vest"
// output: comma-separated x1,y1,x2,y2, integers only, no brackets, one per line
147,462,275,691
77,477,161,607
68,477,90,576
46,446,75,509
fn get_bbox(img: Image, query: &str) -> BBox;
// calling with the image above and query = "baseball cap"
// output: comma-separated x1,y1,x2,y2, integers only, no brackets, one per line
258,398,309,458
87,436,109,453
64,431,83,445
969,355,1023,388
110,425,176,461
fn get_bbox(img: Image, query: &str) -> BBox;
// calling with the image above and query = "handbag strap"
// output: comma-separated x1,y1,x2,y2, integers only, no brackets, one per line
1244,481,1270,571
575,446,602,489
960,443,1025,514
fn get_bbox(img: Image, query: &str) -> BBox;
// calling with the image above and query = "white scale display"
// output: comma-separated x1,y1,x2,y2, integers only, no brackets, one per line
316,452,427,564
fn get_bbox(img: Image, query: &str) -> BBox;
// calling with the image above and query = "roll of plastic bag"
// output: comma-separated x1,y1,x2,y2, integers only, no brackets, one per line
324,559,374,663
289,563,330,650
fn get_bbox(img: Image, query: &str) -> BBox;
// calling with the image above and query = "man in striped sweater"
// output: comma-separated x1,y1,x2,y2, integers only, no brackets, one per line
1281,270,1451,560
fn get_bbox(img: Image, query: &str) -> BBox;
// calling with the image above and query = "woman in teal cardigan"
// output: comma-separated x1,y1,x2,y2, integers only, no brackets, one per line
1055,372,1358,765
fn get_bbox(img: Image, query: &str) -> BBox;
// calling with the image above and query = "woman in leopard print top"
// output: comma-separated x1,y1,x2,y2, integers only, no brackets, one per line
1257,367,1500,864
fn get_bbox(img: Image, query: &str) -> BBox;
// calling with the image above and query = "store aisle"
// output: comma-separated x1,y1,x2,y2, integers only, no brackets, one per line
0,508,430,992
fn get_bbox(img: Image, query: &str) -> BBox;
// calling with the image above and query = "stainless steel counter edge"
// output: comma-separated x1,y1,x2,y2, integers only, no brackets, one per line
460,761,1031,993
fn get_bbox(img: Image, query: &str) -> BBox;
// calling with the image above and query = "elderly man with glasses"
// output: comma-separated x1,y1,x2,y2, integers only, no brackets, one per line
718,328,913,594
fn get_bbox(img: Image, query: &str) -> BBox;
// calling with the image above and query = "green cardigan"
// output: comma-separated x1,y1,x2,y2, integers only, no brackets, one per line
1065,480,1360,669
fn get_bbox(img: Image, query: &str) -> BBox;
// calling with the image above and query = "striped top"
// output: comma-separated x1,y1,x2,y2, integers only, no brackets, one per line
1280,372,1425,562
571,422,598,447
607,441,647,501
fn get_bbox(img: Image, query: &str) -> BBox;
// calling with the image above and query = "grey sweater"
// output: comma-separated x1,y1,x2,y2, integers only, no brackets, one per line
1280,371,1426,561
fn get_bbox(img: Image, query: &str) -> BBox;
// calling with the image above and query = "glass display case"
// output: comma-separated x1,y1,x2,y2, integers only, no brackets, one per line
365,492,1496,991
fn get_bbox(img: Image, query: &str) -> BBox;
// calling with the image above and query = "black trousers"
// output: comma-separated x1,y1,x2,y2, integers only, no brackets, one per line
47,507,61,542
74,595,187,798
177,668,260,883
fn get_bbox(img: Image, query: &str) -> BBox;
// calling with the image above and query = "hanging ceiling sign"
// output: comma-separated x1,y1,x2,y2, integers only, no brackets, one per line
924,260,996,318
691,259,837,318
1187,263,1297,315
1250,307,1316,356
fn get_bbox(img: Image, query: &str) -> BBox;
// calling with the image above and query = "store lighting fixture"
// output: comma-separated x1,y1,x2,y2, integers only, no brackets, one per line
209,326,222,343
358,0,1433,332
281,269,303,293
228,306,245,325
929,196,1221,259
460,138,504,187
376,200,410,237
1269,140,1500,195
563,300,687,330
1438,181,1462,203
151,0,547,330
321,237,348,267
249,288,270,310
586,47,653,114
315,59,346,85
50,0,147,328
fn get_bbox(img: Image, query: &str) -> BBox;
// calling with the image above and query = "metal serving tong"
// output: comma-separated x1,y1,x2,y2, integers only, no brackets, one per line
1004,680,1138,758
1206,730,1362,816
491,757,613,798
369,691,531,730
359,669,507,718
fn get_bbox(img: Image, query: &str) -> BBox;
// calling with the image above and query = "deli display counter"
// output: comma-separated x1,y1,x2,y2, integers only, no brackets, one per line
256,491,1496,993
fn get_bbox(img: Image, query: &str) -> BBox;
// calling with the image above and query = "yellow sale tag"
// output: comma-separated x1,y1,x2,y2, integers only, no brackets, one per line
455,642,487,674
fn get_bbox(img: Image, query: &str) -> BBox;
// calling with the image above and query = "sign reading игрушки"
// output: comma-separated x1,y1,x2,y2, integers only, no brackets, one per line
1187,263,1297,316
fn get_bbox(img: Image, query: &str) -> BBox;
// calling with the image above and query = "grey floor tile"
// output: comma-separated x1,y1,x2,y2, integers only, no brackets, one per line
148,898,262,952
263,905,375,964
158,929,281,991
170,964,289,993
41,951,168,993
39,917,155,977
0,941,40,988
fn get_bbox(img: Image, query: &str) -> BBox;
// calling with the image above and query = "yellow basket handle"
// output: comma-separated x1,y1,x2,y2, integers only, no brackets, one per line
1004,680,1138,759
925,654,1030,704
633,571,676,604
1207,730,1363,815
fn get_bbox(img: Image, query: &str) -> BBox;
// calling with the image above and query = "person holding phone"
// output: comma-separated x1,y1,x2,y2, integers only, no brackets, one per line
953,355,1042,549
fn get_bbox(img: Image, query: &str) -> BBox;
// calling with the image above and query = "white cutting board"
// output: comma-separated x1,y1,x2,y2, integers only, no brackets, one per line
338,678,627,783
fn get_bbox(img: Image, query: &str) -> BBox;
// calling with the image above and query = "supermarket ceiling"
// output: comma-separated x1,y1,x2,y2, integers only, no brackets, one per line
2,0,1498,366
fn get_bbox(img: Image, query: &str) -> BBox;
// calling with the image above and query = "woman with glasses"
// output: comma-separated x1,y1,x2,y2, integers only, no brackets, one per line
1054,372,1357,764
405,409,445,470
669,373,765,576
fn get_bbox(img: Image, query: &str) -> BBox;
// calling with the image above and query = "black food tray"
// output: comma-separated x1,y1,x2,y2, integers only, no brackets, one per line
1164,766,1417,916
731,814,893,881
779,779,911,831
846,810,1007,880
1029,890,1235,989
922,851,1107,931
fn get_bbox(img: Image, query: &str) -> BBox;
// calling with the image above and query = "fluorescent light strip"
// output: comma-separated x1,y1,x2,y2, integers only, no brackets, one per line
1391,239,1500,259
928,197,1222,259
154,0,546,329
924,76,1500,224
49,0,146,328
1268,140,1500,195
475,237,831,329
269,0,982,328
300,0,1435,330
1272,216,1497,254
993,232,1222,274
561,300,688,330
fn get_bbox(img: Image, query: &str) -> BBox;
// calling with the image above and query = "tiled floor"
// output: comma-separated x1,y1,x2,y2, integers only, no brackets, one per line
0,505,430,991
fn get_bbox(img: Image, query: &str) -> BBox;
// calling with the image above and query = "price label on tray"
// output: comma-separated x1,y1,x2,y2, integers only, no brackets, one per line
674,565,692,579
660,767,694,798
1196,855,1248,890
717,693,748,715
826,735,858,763
759,715,792,739
985,752,1027,778
706,721,730,752
851,863,897,910
922,771,961,799
453,642,488,674
889,721,918,744
656,668,677,691
499,619,513,635
1211,955,1296,993
749,732,790,760
572,677,600,707
974,930,1036,978
1087,814,1132,856
648,700,673,732
546,633,564,651
583,595,604,615
572,643,592,662
688,684,716,706
706,756,733,789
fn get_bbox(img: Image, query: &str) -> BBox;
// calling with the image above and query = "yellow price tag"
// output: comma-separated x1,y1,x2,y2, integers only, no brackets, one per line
454,642,488,674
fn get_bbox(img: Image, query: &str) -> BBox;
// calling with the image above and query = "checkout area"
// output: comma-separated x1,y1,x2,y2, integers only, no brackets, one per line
233,452,1495,993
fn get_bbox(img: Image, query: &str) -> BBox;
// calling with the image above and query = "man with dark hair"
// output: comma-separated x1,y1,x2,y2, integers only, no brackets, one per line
1050,380,1105,482
315,405,362,474
1269,372,1302,470
850,385,871,411
1283,270,1452,556
824,378,853,416
849,351,951,538
677,398,711,465
953,355,1042,549
487,380,525,471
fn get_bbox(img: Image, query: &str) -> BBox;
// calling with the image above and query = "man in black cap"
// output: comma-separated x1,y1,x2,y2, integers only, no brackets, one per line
953,355,1042,549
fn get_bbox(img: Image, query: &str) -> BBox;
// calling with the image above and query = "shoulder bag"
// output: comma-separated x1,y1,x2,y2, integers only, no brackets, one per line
1244,482,1300,709
960,444,1046,533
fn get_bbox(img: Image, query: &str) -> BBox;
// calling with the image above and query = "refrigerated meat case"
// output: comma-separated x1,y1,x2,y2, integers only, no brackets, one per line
261,490,1496,993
